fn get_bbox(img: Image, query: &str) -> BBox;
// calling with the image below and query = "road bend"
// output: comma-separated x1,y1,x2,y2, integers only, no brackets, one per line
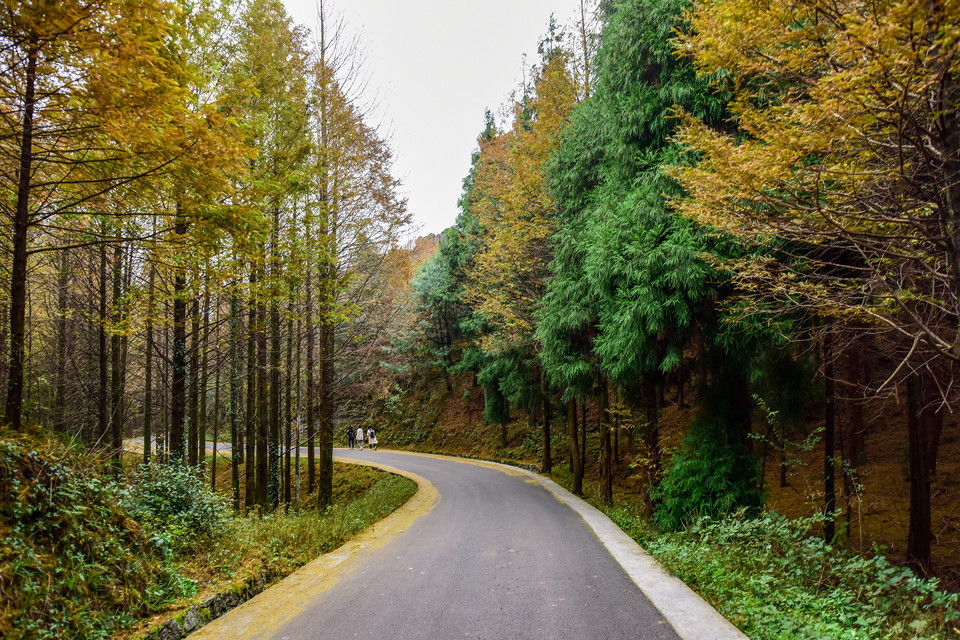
199,448,682,640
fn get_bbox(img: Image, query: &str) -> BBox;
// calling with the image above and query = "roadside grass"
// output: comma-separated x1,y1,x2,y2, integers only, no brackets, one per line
0,429,416,640
169,461,416,600
579,480,960,640
382,381,960,638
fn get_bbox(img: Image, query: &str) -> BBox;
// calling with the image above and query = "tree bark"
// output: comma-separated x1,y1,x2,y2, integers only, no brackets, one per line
269,268,282,510
824,330,837,544
305,267,315,495
906,369,943,575
109,243,125,473
99,243,109,446
245,268,257,511
4,34,38,430
600,379,613,504
541,377,552,473
200,286,210,468
229,293,242,511
568,398,583,495
189,297,200,466
256,266,269,511
143,262,155,464
170,220,189,463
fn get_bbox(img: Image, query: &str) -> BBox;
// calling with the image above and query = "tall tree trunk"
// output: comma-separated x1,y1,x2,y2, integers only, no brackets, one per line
305,268,315,495
189,297,200,466
580,400,587,478
4,34,38,430
99,243,109,446
256,266,269,511
824,330,837,544
269,272,282,509
643,376,662,483
568,398,582,495
317,320,334,508
600,379,613,504
284,304,294,506
245,268,257,511
541,375,552,473
109,243,125,472
906,369,944,576
229,293,242,511
211,360,220,492
200,286,210,469
54,249,70,433
170,220,189,463
295,312,303,511
143,262,155,464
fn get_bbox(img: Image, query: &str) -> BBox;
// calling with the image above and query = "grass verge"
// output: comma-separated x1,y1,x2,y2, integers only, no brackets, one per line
0,430,416,640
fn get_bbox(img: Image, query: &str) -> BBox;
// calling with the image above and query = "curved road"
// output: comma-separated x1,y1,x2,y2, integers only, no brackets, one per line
190,449,745,640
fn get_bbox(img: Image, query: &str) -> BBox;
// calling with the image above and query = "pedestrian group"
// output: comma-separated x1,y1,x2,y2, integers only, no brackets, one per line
346,424,378,450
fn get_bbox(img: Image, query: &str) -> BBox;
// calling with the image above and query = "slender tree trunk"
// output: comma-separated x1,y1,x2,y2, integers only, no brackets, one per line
269,269,282,509
189,297,200,466
4,34,38,430
99,243,109,445
143,263,155,464
245,269,257,511
317,320,334,508
109,243,125,472
824,330,837,544
54,250,70,433
906,369,944,575
600,379,613,504
541,376,552,473
580,400,587,477
305,268,315,495
210,298,220,491
200,286,210,469
295,311,303,511
285,305,294,506
257,266,269,511
643,376,661,483
569,398,582,495
229,293,242,511
170,220,189,463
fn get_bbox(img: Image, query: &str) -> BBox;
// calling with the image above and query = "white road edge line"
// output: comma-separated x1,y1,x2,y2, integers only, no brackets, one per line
484,460,749,640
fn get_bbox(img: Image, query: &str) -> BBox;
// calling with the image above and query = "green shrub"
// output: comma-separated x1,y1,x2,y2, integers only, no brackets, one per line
121,462,229,556
0,433,191,640
609,505,959,639
650,419,763,530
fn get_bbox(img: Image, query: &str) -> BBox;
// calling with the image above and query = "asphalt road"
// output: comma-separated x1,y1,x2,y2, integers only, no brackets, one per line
257,449,680,640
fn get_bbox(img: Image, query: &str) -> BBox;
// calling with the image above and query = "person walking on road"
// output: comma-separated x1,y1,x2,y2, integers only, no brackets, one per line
347,425,356,449
357,425,365,451
367,426,378,451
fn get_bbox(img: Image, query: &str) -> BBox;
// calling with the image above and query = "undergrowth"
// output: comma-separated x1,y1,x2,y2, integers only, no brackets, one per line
605,503,960,639
185,471,416,586
1,430,417,640
0,432,191,640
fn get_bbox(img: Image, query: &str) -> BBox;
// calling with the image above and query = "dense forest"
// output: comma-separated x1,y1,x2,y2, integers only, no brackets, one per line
2,0,960,637
2,0,410,509
393,0,960,582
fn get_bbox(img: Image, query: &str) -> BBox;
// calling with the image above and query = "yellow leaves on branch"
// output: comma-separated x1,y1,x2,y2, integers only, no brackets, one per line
674,0,957,234
466,50,578,356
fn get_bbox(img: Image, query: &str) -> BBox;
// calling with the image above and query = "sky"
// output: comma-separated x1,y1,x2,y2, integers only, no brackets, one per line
280,0,586,238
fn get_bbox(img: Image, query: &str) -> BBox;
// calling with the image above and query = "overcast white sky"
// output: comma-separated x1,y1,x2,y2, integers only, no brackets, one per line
281,0,585,238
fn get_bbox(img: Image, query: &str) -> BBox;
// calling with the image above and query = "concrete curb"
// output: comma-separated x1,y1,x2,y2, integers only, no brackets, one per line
175,459,438,640
342,450,748,640
480,459,749,640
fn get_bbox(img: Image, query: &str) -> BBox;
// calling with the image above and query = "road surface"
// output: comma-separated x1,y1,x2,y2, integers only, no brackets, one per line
188,449,746,640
